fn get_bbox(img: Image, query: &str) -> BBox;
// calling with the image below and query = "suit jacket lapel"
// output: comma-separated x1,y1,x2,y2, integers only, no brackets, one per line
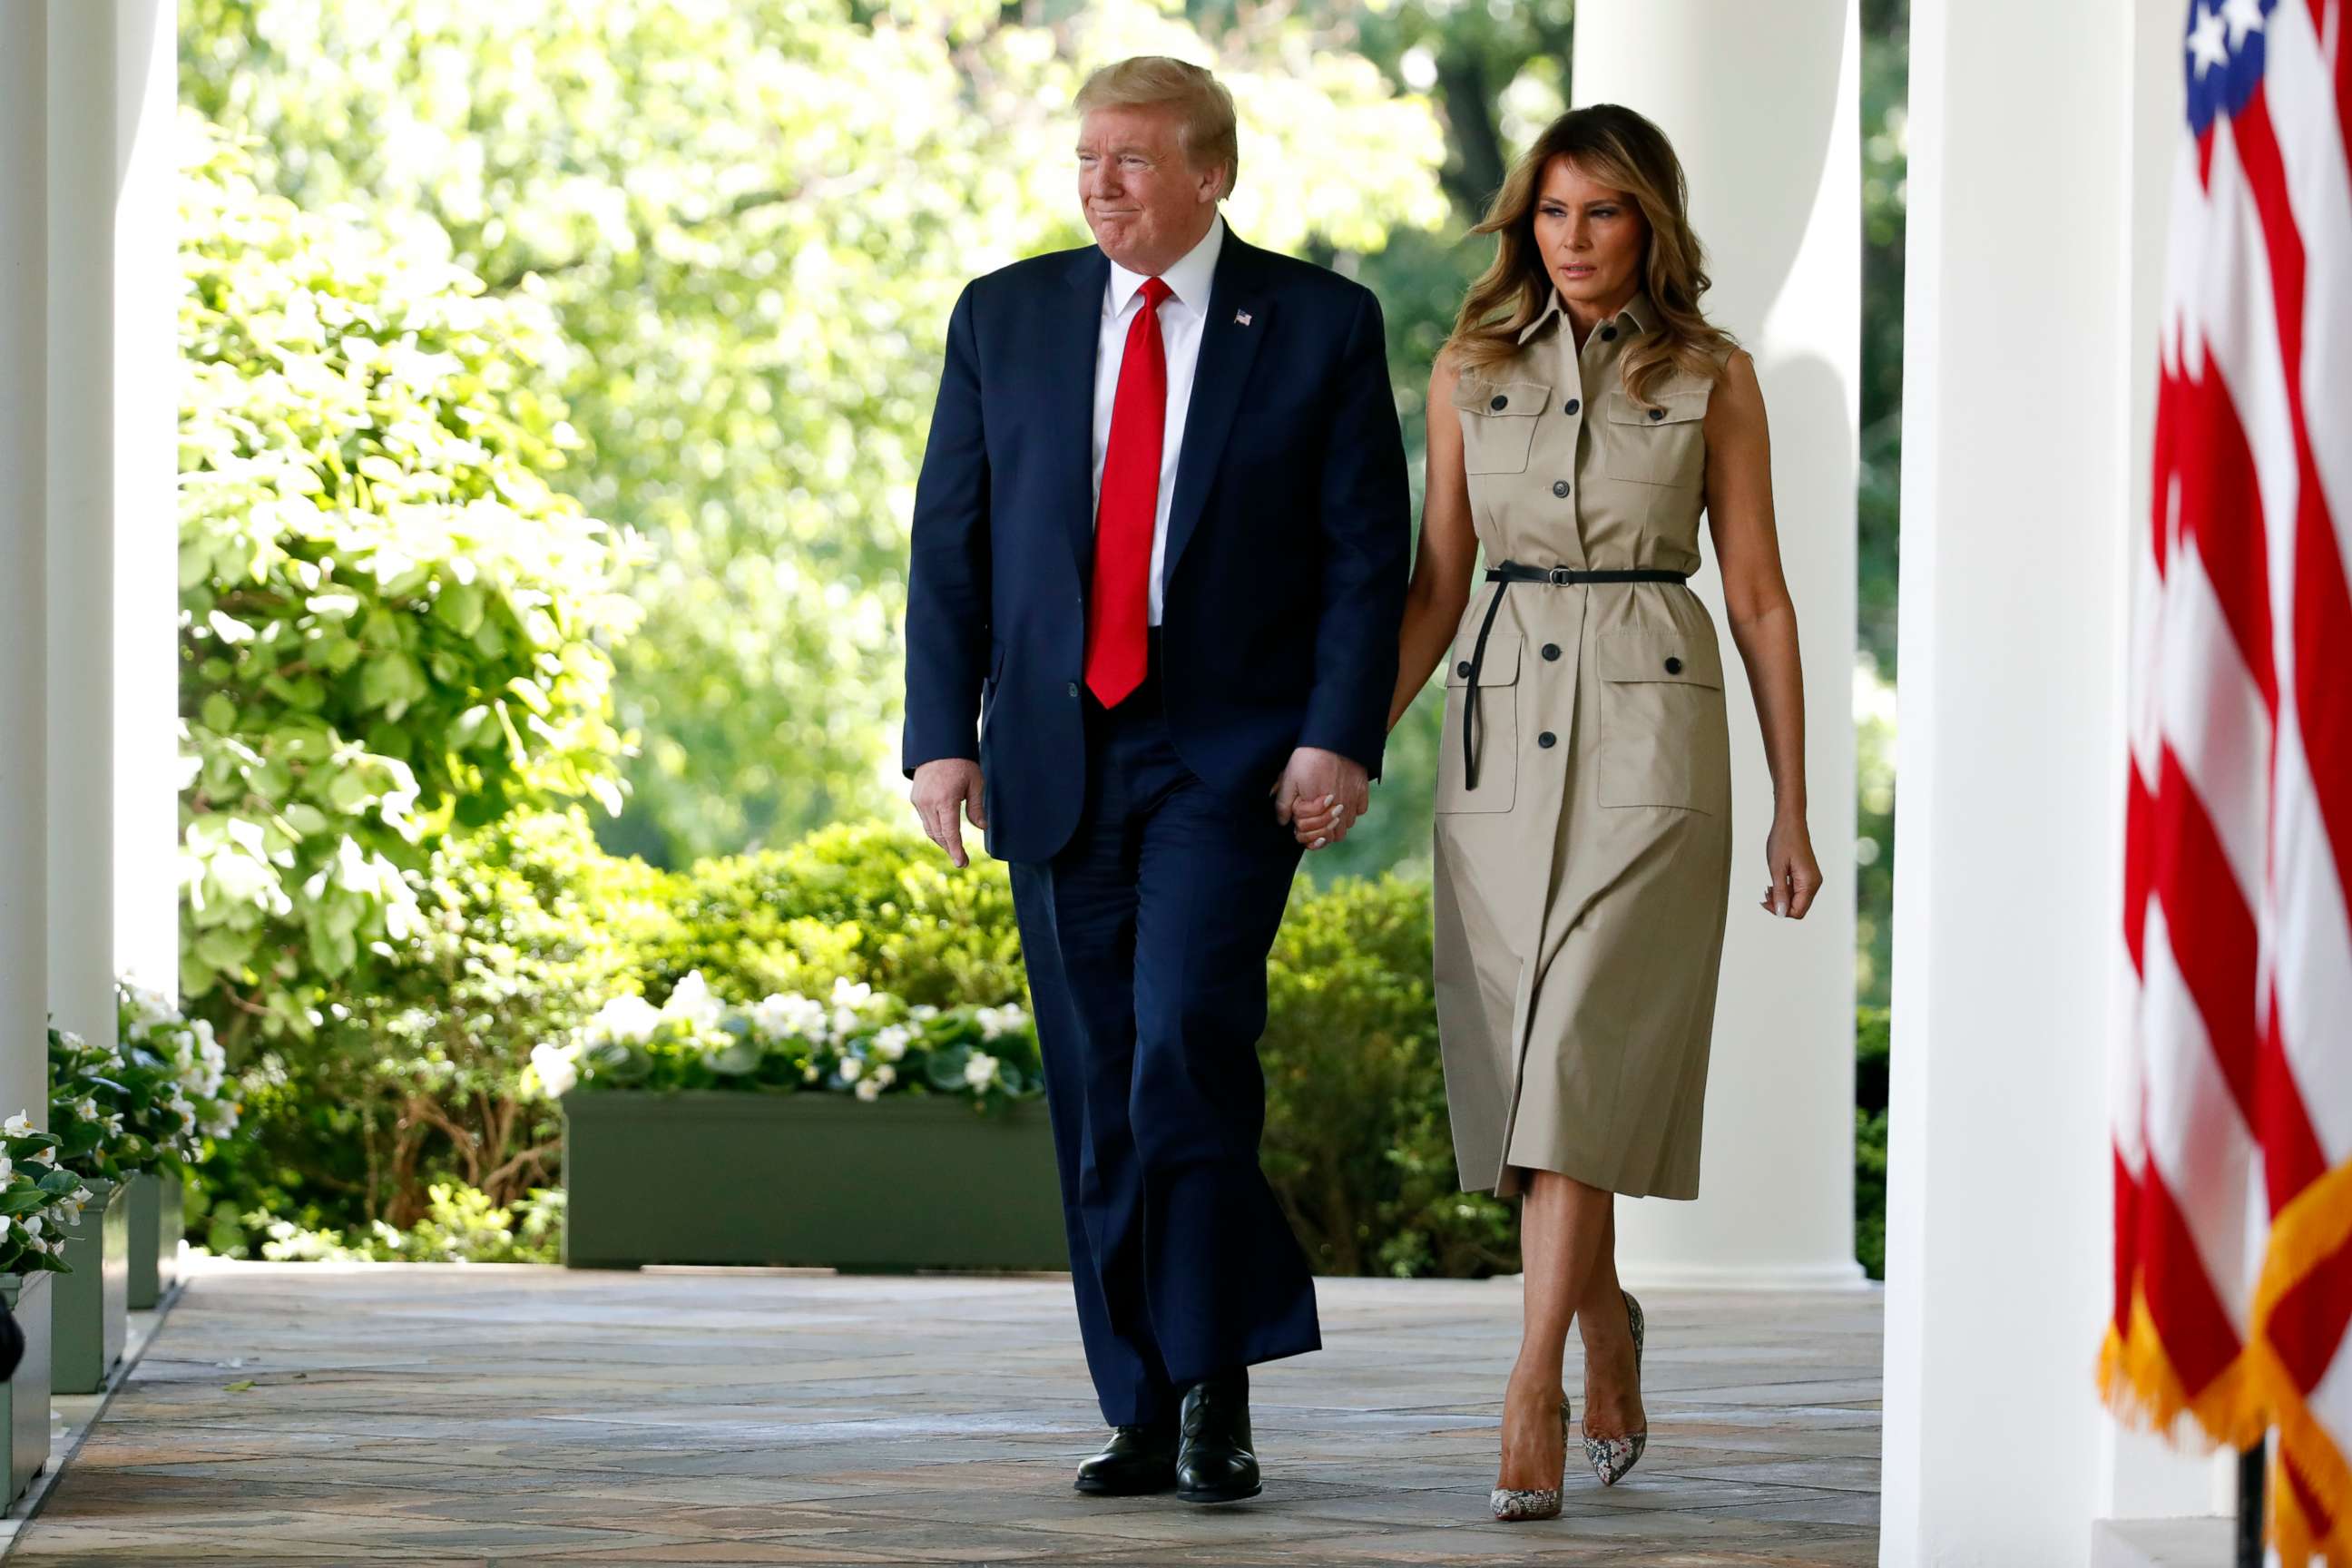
1058,247,1110,581
1162,233,1269,592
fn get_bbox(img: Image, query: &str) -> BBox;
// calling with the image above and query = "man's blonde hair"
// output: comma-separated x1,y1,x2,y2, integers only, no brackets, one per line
1075,56,1239,199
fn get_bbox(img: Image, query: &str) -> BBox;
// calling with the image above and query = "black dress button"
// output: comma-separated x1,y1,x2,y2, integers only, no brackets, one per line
1542,643,1561,661
1066,681,1080,698
1648,407,1666,421
1552,480,1570,498
1601,326,1618,341
1664,656,1683,674
1489,394,1508,410
1537,731,1557,749
1455,660,1471,678
1563,398,1581,416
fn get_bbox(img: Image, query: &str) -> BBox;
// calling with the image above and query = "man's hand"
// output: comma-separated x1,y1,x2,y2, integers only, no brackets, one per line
1271,747,1370,850
910,760,986,868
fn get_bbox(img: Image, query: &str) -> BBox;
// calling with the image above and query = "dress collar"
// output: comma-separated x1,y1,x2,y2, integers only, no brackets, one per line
1516,287,1657,346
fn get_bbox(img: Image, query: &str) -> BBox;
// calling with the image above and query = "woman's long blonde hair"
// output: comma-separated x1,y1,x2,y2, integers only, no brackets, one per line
1445,103,1734,406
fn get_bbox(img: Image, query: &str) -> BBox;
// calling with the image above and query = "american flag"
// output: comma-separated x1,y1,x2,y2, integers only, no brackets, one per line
2105,0,2352,1559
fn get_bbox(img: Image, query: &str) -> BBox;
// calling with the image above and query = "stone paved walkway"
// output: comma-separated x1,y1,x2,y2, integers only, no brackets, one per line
8,1259,1881,1565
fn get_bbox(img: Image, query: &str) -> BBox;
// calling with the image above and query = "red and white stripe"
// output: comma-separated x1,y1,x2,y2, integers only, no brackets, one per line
2112,0,2352,1553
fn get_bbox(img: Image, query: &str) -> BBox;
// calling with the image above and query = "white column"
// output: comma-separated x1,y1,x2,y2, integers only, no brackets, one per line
113,0,180,1003
47,0,177,1047
1573,0,1866,1289
0,0,53,1129
47,1,119,1054
1880,0,2218,1561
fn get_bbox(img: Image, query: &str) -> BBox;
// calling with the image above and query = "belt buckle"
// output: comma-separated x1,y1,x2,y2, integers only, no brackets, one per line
1546,565,1577,585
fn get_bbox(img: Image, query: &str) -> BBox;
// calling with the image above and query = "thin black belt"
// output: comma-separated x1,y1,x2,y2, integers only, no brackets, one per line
1460,562,1692,791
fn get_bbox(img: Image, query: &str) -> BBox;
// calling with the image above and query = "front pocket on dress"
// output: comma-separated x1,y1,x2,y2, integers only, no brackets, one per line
1599,390,1708,489
1436,632,1521,814
1593,628,1730,813
1450,377,1552,476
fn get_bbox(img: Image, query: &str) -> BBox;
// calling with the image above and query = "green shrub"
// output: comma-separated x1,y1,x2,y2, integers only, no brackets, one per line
652,823,1025,1009
177,120,642,1051
1263,876,1517,1278
1856,1004,1891,1279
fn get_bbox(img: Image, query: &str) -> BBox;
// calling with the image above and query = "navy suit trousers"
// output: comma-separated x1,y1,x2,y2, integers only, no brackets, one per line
1006,661,1321,1427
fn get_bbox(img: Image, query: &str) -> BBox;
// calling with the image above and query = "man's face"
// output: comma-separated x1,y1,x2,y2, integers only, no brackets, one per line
1076,104,1220,275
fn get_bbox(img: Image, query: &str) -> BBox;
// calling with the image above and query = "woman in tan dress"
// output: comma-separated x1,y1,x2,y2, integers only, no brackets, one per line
1294,103,1823,1519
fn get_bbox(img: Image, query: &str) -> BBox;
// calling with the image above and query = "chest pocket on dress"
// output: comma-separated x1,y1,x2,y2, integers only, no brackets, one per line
1451,377,1552,476
1436,633,1520,813
1594,629,1730,813
1600,390,1709,489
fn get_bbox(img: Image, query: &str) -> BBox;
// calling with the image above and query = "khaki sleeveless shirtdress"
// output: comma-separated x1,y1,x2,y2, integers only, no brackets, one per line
1432,290,1734,1201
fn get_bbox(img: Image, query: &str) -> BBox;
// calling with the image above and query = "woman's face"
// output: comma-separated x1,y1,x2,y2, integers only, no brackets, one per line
1530,157,1649,313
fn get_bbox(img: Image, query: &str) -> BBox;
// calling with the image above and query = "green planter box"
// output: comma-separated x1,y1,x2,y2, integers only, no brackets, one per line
0,1269,52,1510
125,1169,181,1310
51,1178,128,1396
562,1091,1066,1271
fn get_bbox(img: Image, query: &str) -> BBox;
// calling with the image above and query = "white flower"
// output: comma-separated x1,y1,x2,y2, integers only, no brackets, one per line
838,1057,863,1083
4,1112,30,1136
964,1053,1000,1090
587,993,662,1046
801,1063,819,1083
870,1064,896,1088
751,992,827,1042
30,1147,54,1166
69,1186,90,1207
975,1004,1029,1042
0,1155,13,1184
910,1004,940,1022
871,1024,915,1063
827,977,877,1036
24,1215,42,1239
853,1076,882,1102
121,984,178,1030
660,971,725,1034
72,1096,98,1122
101,1112,122,1138
528,1040,581,1100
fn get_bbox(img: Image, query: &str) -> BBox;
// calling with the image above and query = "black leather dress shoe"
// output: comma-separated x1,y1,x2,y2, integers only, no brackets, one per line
1073,1421,1180,1494
1175,1369,1260,1504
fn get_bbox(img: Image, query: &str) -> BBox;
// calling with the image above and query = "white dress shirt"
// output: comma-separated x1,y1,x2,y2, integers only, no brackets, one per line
1092,212,1225,627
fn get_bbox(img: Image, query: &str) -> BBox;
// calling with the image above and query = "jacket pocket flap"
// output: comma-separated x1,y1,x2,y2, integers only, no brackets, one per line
1594,628,1721,688
1446,633,1522,687
1451,377,1553,416
1603,389,1709,426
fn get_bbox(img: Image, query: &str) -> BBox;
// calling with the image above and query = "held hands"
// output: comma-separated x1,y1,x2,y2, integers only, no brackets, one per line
1276,747,1371,850
910,759,986,869
1763,808,1823,918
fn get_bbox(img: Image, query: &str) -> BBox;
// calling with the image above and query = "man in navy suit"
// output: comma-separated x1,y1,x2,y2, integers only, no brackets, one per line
902,56,1408,1503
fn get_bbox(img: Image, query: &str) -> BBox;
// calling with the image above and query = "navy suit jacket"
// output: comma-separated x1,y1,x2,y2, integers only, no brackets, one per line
900,229,1411,866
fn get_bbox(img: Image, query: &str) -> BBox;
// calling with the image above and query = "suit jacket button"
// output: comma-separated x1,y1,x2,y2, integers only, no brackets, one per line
1542,643,1561,661
1649,406,1666,421
1489,394,1508,411
1552,480,1570,498
1455,660,1471,678
1066,681,1080,698
1563,398,1581,416
1537,731,1557,749
1601,326,1618,341
1664,656,1683,674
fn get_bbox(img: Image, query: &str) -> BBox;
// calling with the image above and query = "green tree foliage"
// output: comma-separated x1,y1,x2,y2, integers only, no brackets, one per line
178,122,642,1046
181,0,1450,867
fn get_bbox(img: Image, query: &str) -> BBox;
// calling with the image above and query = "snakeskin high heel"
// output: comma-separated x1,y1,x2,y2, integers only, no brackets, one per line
1584,1289,1648,1486
1489,1396,1571,1521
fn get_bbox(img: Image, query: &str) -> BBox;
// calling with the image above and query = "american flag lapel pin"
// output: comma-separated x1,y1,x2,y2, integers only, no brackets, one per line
1235,309,1252,327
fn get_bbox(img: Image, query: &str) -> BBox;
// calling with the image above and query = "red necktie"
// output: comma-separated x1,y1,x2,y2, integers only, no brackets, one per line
1085,276,1172,707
